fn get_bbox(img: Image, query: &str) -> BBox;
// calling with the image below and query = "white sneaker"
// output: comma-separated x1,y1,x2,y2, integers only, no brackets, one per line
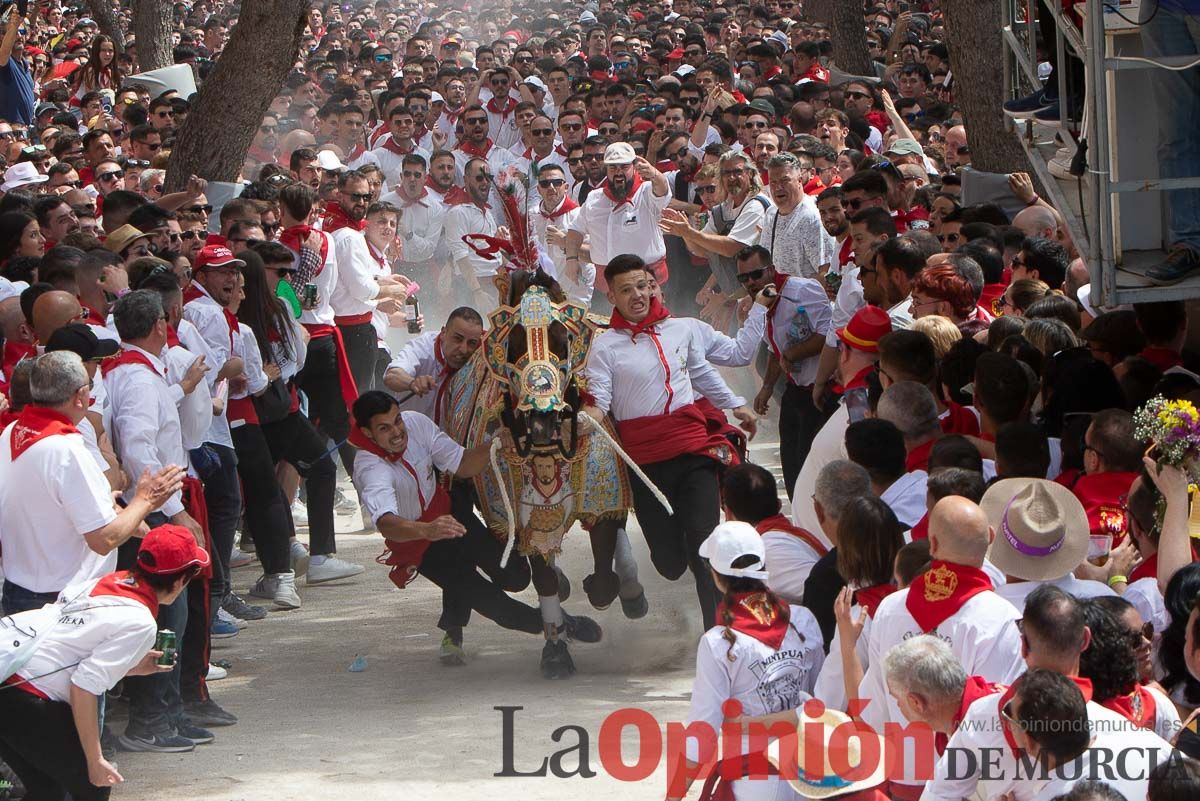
250,571,302,609
290,540,310,578
306,555,365,584
291,500,309,526
207,663,228,681
216,607,248,630
229,547,254,569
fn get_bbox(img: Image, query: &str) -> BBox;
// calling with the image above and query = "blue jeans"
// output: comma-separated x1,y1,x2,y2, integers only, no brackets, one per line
123,589,187,737
1,581,59,615
1142,3,1200,251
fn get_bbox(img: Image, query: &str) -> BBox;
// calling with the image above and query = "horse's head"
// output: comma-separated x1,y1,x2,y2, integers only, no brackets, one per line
483,276,593,459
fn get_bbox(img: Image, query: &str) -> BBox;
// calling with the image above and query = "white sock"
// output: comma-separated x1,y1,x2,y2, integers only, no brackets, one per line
613,528,640,590
539,594,564,628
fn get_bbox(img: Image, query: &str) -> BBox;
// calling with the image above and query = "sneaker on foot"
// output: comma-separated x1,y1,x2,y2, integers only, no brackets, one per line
291,500,310,526
176,722,214,745
1003,89,1055,119
206,663,228,681
229,547,254,568
117,732,195,753
440,633,466,666
290,540,311,578
333,486,359,514
210,614,240,639
222,593,266,621
306,555,365,584
216,606,247,629
251,571,301,609
183,699,238,727
1147,246,1200,286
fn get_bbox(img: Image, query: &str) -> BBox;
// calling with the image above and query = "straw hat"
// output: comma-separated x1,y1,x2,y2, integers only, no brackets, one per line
981,478,1090,581
767,707,887,799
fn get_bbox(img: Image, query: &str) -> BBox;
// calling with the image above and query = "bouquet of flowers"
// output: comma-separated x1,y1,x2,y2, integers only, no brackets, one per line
1133,395,1200,529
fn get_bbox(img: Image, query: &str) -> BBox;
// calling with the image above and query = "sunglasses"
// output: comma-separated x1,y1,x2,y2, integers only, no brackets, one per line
184,205,213,214
401,170,425,179
845,197,867,210
230,237,265,247
259,125,279,133
532,128,554,136
937,233,961,243
538,178,565,189
374,53,393,62
736,268,767,284
567,157,582,165
845,91,871,100
464,117,488,126
124,159,151,168
98,170,124,181
180,230,207,241
343,192,372,202
561,123,583,132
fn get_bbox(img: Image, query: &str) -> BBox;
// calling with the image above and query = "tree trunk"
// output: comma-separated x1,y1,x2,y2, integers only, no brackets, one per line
85,0,124,56
940,0,1030,174
807,0,873,76
164,0,309,191
131,0,174,73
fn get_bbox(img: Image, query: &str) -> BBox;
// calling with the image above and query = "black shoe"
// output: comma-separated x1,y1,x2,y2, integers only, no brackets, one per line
1147,247,1200,285
582,572,619,610
176,722,215,745
117,732,195,753
620,588,649,620
540,639,576,679
554,565,571,602
183,699,238,727
222,592,267,621
559,612,602,643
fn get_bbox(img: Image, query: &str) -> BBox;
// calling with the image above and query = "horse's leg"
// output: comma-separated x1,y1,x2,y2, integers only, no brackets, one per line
532,553,601,679
612,524,648,619
583,518,620,610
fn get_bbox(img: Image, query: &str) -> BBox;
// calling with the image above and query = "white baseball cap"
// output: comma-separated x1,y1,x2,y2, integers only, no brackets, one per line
699,522,769,580
523,75,548,93
430,91,445,104
603,141,637,165
317,150,346,173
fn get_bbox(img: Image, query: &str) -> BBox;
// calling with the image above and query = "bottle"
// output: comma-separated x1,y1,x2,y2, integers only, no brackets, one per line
405,295,422,334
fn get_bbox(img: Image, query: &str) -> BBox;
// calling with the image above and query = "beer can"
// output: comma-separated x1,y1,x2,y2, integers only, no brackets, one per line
302,282,319,308
155,629,177,666
406,296,421,334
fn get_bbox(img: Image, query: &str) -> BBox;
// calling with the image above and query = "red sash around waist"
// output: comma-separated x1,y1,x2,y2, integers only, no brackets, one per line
376,483,451,589
616,402,736,466
334,312,375,327
302,323,360,412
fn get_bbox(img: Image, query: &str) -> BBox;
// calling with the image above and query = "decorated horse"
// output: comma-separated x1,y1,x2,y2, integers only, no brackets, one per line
439,185,657,678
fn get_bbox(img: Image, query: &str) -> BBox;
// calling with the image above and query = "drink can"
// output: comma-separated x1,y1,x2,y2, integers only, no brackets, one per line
155,629,177,666
406,296,421,334
302,282,319,308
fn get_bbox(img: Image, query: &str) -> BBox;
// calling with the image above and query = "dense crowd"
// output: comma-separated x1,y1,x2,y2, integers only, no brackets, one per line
2,0,1200,800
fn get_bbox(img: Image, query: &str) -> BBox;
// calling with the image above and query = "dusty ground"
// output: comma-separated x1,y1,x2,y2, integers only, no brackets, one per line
108,436,787,801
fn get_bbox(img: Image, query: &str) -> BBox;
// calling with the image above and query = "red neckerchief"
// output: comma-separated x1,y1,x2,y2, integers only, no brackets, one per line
941,401,981,436
182,283,237,348
753,514,829,557
485,94,517,117
1102,684,1157,731
1140,346,1183,372
8,405,78,460
838,237,853,268
89,570,160,616
716,591,791,650
1066,470,1138,543
247,144,277,166
541,195,578,222
602,172,644,208
425,176,448,196
893,206,930,232
800,64,830,83
400,187,430,207
1130,552,1158,585
609,296,670,342
761,63,783,82
804,175,827,196
379,135,416,156
905,437,937,472
981,283,1006,318
321,202,368,233
100,347,165,378
2,341,36,379
345,142,367,162
554,143,570,158
430,333,461,425
443,105,463,125
910,512,930,540
348,424,403,463
996,677,1093,757
764,273,792,364
905,560,993,632
80,302,106,325
936,676,1002,755
441,186,473,206
279,223,329,266
854,583,898,618
456,137,494,159
166,325,181,348
834,364,875,395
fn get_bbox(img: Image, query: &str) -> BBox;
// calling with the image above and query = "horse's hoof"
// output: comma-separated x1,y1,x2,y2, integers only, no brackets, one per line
620,588,649,620
555,565,571,602
541,639,576,679
582,572,619,611
560,612,603,643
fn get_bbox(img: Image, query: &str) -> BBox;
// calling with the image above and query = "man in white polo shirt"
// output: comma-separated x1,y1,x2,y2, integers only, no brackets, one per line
564,142,672,291
0,351,184,615
382,307,485,426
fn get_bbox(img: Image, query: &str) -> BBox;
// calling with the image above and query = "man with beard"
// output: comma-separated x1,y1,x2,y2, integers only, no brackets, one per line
423,150,462,205
444,158,503,312
383,306,484,423
583,254,756,629
866,235,925,330
758,153,832,280
243,113,280,181
530,163,593,307
450,105,521,205
332,104,381,172
35,195,80,248
434,78,466,144
571,134,609,204
326,170,412,399
371,105,431,187
380,155,446,283
565,143,673,293
290,147,323,191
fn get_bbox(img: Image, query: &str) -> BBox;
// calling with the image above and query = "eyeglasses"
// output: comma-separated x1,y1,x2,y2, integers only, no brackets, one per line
696,184,718,194
538,178,565,189
98,170,124,181
184,204,213,214
532,128,554,136
937,233,961,244
180,230,207,241
0,131,15,140
582,154,603,162
342,192,372,202
259,125,279,134
736,268,767,284
743,121,768,129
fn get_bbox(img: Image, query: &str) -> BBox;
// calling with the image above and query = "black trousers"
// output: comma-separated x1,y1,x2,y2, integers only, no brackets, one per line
417,482,541,636
0,691,109,801
339,320,378,395
629,453,721,628
231,424,293,575
297,334,355,475
263,411,337,556
778,382,825,502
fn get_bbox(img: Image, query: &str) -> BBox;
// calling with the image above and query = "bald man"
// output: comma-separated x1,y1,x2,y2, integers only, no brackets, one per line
31,290,85,346
944,125,968,168
857,495,1024,784
0,297,36,380
1012,204,1059,242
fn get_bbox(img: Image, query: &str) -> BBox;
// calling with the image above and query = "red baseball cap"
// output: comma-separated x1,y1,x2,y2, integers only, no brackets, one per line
137,524,211,575
194,244,245,272
836,305,892,353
